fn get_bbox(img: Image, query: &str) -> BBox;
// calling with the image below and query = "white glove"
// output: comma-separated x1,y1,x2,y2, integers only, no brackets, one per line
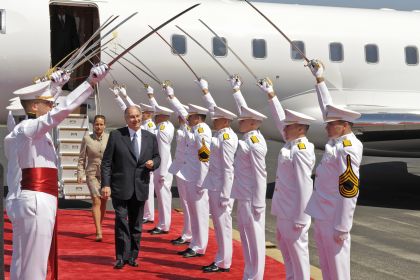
294,223,305,230
109,87,120,97
333,230,348,244
163,85,174,97
146,85,154,95
219,198,230,209
252,205,265,219
88,63,109,85
194,78,208,91
196,188,206,195
228,75,242,90
50,70,70,87
308,59,324,78
118,86,128,98
257,78,274,94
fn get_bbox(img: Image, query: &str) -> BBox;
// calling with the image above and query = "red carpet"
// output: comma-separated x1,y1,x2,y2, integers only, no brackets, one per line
3,209,286,279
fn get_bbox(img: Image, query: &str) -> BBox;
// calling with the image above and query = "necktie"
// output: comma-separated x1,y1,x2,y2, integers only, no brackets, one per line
132,133,139,160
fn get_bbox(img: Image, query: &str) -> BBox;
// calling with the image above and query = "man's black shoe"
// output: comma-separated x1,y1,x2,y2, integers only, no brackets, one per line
202,263,230,273
142,219,154,224
114,259,125,269
150,228,169,235
126,258,139,267
182,248,204,258
171,237,189,245
177,248,190,255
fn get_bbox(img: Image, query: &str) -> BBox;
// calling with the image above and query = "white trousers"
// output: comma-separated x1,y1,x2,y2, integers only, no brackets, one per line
276,218,311,280
314,220,351,280
9,190,57,280
185,182,209,254
143,172,155,221
154,173,173,231
237,200,265,280
176,177,192,241
208,190,233,269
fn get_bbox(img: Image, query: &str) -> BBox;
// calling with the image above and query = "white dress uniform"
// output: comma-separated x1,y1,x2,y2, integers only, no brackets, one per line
305,81,363,280
10,78,97,280
230,88,268,280
168,96,211,255
151,104,175,232
268,96,316,280
201,91,238,269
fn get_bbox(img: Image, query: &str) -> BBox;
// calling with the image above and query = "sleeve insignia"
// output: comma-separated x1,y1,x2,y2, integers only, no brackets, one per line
338,155,360,198
159,124,165,131
297,143,306,150
198,138,210,162
343,139,352,147
250,135,259,144
148,122,154,128
197,127,204,134
223,133,230,140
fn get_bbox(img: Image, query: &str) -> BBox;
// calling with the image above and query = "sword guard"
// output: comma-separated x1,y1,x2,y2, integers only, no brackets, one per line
162,80,172,88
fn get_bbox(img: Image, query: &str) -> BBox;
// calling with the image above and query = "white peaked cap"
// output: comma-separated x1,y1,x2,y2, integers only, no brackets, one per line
325,104,361,123
6,100,25,115
212,106,237,120
9,97,20,102
187,103,209,115
13,81,55,101
139,103,155,112
283,109,316,125
154,104,174,116
238,106,267,121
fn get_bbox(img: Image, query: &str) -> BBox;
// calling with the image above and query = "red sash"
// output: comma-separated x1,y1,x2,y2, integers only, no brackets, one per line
21,168,58,280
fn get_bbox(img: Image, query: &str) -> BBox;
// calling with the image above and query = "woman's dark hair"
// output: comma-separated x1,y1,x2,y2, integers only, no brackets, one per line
93,114,106,123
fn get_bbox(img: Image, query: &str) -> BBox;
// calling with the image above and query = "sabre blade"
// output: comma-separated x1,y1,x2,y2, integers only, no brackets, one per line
108,3,201,66
104,51,147,86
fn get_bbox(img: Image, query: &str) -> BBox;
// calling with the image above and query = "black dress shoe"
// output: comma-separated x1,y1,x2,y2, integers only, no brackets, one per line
177,248,190,255
182,248,204,258
150,228,169,235
202,262,230,273
147,227,158,233
126,258,139,267
171,237,189,245
114,259,125,269
142,219,154,224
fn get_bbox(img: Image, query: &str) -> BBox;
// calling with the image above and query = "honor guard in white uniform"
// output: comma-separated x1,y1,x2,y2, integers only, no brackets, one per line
9,65,108,280
195,79,238,273
258,78,316,280
305,60,363,280
168,102,193,245
115,85,157,224
145,86,175,234
165,84,212,258
109,86,127,111
229,76,268,280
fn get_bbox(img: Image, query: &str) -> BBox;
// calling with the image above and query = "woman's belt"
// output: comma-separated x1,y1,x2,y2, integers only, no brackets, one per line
21,167,58,197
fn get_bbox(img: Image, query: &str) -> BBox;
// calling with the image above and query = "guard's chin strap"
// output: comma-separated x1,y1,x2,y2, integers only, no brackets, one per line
27,112,37,119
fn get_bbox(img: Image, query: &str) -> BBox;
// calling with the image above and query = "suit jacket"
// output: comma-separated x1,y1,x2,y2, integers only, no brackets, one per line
51,13,80,66
101,127,160,201
77,133,109,179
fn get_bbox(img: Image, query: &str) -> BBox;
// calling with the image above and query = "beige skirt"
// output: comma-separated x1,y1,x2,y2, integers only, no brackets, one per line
86,175,101,197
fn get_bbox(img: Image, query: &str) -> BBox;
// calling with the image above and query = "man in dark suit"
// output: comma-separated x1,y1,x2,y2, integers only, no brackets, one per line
101,105,160,269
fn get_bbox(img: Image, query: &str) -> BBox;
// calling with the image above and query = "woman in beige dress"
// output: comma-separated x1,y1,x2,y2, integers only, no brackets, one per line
77,115,109,241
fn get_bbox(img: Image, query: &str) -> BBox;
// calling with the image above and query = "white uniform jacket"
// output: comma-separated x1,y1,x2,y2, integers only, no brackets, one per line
168,124,188,180
141,119,156,133
5,112,21,201
113,95,127,111
306,132,362,232
155,120,175,179
231,130,267,208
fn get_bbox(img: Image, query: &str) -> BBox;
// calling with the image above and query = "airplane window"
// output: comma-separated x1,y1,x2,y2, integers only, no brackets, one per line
329,42,343,62
171,34,186,55
0,9,5,34
405,46,418,65
291,41,305,60
365,44,379,63
213,37,227,57
252,39,266,59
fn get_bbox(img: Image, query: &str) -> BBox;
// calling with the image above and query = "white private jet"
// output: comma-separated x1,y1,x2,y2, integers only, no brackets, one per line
1,0,420,158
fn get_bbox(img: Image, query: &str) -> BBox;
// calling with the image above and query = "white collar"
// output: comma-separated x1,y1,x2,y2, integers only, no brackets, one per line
128,127,141,138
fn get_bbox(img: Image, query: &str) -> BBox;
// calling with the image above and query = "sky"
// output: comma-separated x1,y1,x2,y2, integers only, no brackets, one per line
256,0,420,11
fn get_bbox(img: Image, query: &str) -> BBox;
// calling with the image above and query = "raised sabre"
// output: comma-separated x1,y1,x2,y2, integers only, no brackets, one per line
243,0,310,63
198,19,259,81
149,25,200,81
104,51,148,86
175,25,231,77
108,3,201,67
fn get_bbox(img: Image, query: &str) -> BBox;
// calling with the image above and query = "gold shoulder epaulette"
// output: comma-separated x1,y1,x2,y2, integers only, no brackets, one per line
223,133,230,140
297,142,306,150
197,127,204,134
343,139,352,147
250,135,259,144
148,122,154,128
160,124,165,131
198,138,210,162
338,155,359,198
